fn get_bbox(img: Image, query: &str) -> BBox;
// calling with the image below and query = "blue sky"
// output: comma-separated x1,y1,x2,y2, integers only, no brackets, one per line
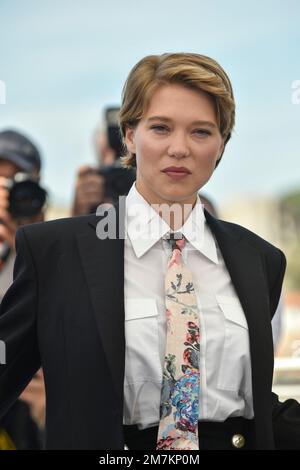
0,0,300,209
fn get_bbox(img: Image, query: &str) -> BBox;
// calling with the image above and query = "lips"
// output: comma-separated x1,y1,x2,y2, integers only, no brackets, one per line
161,166,191,181
162,166,191,174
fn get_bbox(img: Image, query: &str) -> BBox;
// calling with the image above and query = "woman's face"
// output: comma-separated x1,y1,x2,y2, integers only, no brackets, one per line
125,84,225,206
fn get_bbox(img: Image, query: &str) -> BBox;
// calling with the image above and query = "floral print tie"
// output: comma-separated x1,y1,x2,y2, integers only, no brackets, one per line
156,233,200,450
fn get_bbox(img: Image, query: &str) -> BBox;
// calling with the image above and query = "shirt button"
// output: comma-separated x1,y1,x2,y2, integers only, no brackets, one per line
231,434,246,449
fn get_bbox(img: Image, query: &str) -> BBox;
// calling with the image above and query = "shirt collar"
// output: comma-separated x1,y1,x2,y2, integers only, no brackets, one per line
125,183,218,264
179,199,218,264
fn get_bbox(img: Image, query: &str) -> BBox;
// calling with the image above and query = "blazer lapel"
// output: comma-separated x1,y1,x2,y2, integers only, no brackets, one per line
205,210,274,447
76,202,126,401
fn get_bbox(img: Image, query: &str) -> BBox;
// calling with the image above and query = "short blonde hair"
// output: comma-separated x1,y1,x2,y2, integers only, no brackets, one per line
119,52,235,168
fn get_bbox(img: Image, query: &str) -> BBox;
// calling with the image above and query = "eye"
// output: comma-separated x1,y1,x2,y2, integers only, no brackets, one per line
150,125,169,133
193,129,211,137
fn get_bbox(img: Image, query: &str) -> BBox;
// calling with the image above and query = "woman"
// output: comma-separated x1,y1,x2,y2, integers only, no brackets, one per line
119,53,300,450
0,53,300,450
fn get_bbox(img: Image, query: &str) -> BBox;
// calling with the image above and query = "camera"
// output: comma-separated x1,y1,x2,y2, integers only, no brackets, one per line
98,160,136,203
99,107,136,203
6,173,47,218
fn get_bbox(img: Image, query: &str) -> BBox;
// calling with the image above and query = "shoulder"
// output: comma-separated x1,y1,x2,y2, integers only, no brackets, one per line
207,214,286,311
205,210,286,271
221,218,284,257
16,214,98,252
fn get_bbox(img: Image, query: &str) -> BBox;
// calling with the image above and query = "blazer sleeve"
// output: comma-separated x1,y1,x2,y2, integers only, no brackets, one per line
270,249,300,449
272,393,300,449
0,227,41,419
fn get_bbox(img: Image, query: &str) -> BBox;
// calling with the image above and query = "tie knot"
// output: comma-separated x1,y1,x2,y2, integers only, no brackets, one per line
167,232,185,251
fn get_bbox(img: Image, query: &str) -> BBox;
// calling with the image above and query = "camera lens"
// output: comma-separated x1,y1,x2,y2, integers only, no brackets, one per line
9,180,47,218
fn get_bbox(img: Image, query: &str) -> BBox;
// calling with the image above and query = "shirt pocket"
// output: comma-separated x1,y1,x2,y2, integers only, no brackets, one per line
124,298,161,384
216,295,250,392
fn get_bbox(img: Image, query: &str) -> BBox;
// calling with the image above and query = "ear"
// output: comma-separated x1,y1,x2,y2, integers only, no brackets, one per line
217,138,225,161
124,126,136,154
214,138,225,169
219,138,225,157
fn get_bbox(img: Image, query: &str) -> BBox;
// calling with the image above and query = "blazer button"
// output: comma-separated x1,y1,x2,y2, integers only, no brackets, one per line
231,434,246,449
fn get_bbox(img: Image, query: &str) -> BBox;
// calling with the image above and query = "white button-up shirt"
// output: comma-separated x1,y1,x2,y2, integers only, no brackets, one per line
123,183,254,429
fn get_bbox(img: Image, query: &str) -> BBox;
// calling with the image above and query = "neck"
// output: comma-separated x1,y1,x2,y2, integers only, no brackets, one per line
135,184,197,230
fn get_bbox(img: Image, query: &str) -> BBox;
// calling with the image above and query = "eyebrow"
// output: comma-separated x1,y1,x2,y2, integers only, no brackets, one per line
146,116,217,128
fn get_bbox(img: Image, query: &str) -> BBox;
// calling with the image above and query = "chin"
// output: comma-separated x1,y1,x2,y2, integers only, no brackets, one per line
159,190,193,203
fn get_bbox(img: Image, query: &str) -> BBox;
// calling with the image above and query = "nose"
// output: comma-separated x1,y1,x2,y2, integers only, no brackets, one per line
167,130,190,159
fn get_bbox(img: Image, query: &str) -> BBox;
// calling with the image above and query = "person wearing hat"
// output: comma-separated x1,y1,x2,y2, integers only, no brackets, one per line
0,129,45,294
0,129,46,450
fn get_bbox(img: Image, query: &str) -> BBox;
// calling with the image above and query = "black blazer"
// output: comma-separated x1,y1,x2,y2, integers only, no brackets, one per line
0,203,300,450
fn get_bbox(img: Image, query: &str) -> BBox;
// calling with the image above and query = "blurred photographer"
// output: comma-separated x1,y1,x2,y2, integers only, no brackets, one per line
0,129,47,450
71,107,136,215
